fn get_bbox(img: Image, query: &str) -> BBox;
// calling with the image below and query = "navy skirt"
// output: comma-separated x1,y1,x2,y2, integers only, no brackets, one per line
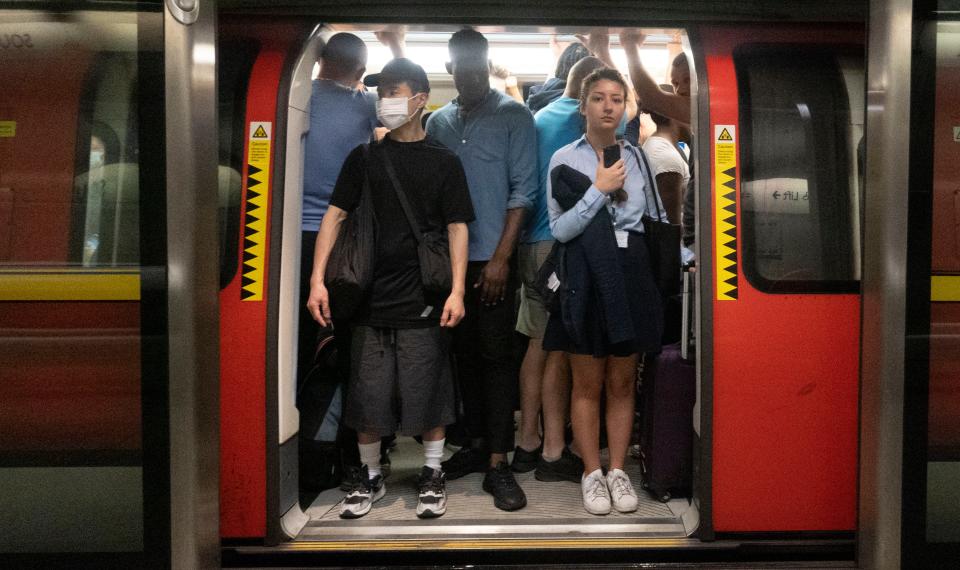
542,232,663,358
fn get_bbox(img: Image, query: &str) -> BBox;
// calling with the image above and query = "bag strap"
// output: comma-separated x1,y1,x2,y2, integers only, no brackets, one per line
628,145,665,223
360,144,371,198
377,142,425,246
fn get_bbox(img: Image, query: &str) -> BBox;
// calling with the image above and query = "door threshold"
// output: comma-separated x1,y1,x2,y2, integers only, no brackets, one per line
296,450,698,542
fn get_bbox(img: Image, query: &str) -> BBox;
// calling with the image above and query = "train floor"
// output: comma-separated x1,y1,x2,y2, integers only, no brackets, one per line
297,438,699,541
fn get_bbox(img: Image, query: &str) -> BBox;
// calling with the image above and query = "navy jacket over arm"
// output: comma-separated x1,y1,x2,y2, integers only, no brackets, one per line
550,164,635,354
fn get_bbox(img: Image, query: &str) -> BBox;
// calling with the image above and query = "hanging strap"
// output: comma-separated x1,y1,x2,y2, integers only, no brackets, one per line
629,145,666,223
377,143,425,246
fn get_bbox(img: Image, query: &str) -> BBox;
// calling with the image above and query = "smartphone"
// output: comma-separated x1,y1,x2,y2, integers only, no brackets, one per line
603,144,621,168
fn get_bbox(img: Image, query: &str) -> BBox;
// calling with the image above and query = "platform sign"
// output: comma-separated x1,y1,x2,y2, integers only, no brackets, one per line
241,121,272,301
714,125,738,301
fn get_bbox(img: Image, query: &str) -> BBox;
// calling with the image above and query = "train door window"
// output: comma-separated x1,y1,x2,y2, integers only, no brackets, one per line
0,6,167,562
901,10,960,566
735,45,863,292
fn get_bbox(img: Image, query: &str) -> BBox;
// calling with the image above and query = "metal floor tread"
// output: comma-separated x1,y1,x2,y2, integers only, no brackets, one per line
298,439,697,540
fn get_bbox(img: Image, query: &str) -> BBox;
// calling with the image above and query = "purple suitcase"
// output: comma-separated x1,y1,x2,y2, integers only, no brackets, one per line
639,342,696,502
638,267,696,502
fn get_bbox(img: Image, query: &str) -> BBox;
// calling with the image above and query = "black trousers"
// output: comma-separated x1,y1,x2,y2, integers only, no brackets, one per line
451,261,519,454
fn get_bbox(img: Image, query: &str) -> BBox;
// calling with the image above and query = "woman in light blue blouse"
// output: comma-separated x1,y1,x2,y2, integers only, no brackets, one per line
543,68,664,516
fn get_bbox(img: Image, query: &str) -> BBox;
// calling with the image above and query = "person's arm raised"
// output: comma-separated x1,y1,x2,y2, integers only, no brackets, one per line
375,30,405,59
619,29,690,125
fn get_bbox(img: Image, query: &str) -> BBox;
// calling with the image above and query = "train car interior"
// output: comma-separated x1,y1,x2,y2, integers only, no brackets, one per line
283,24,698,542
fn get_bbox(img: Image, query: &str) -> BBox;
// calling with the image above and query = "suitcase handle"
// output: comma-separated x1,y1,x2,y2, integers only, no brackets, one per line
680,267,695,361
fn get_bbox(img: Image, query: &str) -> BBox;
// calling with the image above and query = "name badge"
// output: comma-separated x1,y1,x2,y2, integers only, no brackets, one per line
615,229,629,248
547,272,560,292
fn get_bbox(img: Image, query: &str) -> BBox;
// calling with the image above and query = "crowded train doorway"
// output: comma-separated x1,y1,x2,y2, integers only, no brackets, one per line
219,21,703,544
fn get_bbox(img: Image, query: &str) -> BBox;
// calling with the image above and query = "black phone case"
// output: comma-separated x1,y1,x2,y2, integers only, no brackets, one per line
603,144,621,168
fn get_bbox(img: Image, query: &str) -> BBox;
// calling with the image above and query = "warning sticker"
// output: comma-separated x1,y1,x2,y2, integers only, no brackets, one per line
953,126,960,142
0,121,15,138
714,125,738,301
241,122,272,302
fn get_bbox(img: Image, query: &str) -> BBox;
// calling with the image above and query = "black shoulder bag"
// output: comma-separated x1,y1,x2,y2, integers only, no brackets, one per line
630,145,682,298
378,144,453,295
325,145,376,321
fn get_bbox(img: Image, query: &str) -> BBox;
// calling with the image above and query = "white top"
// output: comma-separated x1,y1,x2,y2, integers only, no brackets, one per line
642,135,691,191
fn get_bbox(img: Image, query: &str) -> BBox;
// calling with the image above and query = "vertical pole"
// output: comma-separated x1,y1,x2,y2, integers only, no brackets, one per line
164,1,220,567
859,0,912,567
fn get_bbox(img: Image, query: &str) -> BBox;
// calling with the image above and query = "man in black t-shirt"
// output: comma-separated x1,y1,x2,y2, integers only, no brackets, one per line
307,58,475,520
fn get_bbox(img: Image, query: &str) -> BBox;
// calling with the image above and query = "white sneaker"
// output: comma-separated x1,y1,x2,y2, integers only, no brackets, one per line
339,465,386,519
606,468,638,513
581,468,611,515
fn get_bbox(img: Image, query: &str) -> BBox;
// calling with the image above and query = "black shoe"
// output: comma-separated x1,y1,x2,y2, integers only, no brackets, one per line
380,449,392,479
339,464,361,491
511,444,541,473
482,461,527,511
339,465,386,519
535,447,585,483
441,446,488,480
416,466,447,518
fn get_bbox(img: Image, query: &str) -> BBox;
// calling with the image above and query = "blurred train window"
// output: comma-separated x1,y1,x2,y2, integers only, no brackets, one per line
0,7,166,557
218,40,260,289
69,53,140,267
736,45,863,292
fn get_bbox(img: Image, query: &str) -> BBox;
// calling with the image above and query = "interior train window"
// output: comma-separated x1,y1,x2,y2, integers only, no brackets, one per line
735,45,864,293
63,52,140,267
218,40,260,289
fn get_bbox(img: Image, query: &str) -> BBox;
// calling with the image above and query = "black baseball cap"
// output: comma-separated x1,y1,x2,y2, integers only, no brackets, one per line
363,58,430,93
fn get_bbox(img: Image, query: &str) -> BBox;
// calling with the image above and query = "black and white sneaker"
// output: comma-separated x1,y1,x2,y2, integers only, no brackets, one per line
416,466,447,518
339,465,385,519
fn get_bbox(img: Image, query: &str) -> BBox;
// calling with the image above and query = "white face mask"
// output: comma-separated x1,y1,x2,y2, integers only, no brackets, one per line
89,150,105,169
376,95,420,130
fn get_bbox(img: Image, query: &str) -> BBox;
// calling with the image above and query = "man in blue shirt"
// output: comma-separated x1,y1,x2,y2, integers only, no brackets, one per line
513,56,609,484
425,27,537,511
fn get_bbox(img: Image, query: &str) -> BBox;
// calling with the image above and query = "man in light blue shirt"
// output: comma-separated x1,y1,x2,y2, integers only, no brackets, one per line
425,27,537,512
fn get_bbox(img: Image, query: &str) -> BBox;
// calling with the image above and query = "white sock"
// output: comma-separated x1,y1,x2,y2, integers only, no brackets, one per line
358,441,381,478
423,438,445,470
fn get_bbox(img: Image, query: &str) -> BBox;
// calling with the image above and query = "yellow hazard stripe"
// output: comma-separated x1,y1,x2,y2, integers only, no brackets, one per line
283,538,690,551
714,125,738,301
241,122,272,302
0,269,140,301
931,275,960,302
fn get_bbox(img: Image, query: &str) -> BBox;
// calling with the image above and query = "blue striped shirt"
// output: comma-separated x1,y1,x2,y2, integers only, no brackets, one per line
548,136,666,243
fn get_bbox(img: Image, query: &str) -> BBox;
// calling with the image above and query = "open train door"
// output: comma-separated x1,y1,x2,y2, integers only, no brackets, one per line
694,24,865,536
218,16,318,544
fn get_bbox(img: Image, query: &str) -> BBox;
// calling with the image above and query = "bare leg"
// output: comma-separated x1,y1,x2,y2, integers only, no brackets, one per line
490,452,508,468
422,425,445,442
541,350,571,459
517,337,547,451
604,354,638,471
357,432,380,445
569,354,606,475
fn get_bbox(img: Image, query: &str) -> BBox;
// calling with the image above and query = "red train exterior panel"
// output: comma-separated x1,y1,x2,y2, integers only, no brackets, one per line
702,25,862,532
219,50,283,539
